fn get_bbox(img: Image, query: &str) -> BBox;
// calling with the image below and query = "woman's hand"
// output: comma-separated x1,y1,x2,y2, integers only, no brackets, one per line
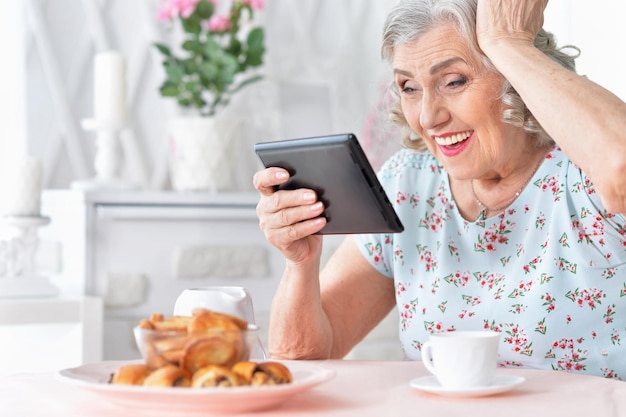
253,167,327,265
476,0,548,52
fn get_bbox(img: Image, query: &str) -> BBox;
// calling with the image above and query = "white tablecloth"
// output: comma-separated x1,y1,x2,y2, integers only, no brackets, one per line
1,360,625,416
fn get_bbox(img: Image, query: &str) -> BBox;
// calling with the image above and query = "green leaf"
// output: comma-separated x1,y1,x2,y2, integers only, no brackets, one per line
247,27,264,50
154,43,172,57
202,37,220,59
198,61,220,80
163,60,185,83
182,39,202,54
159,82,180,97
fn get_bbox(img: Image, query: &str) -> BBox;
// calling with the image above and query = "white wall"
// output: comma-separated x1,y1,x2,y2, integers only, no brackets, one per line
1,1,625,194
545,0,626,101
0,1,27,212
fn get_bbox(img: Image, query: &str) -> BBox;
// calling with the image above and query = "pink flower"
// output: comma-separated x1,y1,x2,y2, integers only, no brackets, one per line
241,0,264,10
157,0,199,21
206,14,232,32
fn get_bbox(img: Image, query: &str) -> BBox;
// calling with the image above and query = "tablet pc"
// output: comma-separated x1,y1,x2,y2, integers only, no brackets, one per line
254,133,404,235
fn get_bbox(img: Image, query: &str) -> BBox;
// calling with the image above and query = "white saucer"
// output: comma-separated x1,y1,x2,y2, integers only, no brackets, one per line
410,374,525,398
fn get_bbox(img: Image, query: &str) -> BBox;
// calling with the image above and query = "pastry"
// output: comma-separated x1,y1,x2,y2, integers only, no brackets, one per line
232,361,293,386
181,334,239,373
191,364,243,387
188,309,247,333
143,365,191,387
110,363,151,385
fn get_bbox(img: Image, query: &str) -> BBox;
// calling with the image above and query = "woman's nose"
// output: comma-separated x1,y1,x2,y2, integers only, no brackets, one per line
419,92,448,129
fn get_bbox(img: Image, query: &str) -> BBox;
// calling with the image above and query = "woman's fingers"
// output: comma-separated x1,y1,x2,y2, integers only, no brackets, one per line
253,167,289,196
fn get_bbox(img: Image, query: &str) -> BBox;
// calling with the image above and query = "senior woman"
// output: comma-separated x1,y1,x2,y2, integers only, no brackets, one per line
253,0,626,379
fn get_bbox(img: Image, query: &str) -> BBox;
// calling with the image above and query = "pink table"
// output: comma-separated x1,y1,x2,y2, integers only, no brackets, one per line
1,360,625,416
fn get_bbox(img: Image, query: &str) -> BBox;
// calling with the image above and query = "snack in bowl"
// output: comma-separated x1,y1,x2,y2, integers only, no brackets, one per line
110,308,292,388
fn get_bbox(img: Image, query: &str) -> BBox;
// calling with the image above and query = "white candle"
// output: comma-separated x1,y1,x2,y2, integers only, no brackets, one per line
7,157,43,217
94,50,127,124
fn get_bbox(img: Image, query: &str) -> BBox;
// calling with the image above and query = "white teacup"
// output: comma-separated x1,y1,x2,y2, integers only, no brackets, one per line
421,330,500,390
173,286,267,359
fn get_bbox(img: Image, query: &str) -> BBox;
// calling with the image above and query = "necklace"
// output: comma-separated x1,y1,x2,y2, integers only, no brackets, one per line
471,154,545,221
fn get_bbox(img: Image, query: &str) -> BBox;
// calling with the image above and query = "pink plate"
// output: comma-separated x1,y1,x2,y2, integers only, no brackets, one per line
57,360,335,414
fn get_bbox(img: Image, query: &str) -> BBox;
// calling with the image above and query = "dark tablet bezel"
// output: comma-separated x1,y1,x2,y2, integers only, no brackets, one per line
254,133,404,235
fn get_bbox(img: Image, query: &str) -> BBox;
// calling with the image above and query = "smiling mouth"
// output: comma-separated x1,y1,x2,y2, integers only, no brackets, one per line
433,131,472,146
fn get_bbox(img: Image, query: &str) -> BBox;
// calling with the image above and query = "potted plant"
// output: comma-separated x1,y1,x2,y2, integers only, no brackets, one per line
154,0,265,192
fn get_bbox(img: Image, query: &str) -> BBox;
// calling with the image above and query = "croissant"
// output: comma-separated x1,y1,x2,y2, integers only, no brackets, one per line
189,309,248,333
110,363,151,385
191,364,243,387
181,334,240,373
143,365,191,387
232,361,293,386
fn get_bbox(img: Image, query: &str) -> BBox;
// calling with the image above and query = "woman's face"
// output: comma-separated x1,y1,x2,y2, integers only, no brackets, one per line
392,23,526,180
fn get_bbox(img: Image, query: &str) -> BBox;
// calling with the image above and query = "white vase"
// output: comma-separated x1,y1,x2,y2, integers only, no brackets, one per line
168,115,242,192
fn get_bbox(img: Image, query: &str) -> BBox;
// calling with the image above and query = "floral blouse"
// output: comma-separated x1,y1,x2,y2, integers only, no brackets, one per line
354,146,626,379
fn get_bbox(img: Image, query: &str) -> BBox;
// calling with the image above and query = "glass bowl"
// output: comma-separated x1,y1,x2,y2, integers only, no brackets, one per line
134,324,261,371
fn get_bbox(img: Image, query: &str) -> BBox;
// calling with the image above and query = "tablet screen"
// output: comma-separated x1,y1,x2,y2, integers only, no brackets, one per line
255,133,404,235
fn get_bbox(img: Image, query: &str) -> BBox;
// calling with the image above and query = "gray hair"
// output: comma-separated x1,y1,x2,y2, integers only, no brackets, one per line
382,0,580,151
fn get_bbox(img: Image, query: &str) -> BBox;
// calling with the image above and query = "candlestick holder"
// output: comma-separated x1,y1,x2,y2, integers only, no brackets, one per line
0,215,58,298
71,118,137,191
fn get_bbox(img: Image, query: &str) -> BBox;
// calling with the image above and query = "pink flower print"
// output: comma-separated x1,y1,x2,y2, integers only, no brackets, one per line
555,257,577,274
393,244,404,265
559,232,570,248
447,239,460,261
364,242,389,273
604,304,616,324
565,288,605,310
424,321,445,333
508,280,533,298
541,292,556,313
509,304,527,314
535,213,546,230
458,310,475,319
474,218,515,252
462,294,481,306
475,272,505,299
396,191,407,205
444,271,471,287
539,273,553,284
566,315,572,324
416,244,438,272
396,282,408,296
523,256,542,274
621,282,626,297
483,320,501,333
431,278,440,295
399,297,419,331
611,328,621,346
583,177,596,195
503,324,533,356
601,368,620,379
535,318,547,334
546,338,588,372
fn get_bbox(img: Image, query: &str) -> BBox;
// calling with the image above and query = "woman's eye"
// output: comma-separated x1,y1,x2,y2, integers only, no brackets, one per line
400,81,422,94
445,76,467,88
